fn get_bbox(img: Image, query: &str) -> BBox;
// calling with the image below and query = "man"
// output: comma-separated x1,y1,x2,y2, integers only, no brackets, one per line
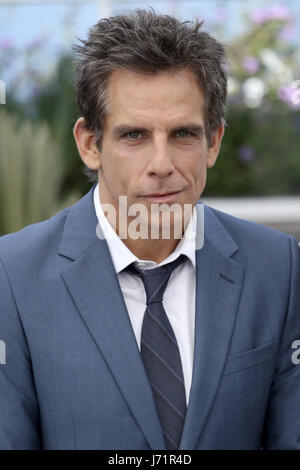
0,9,299,450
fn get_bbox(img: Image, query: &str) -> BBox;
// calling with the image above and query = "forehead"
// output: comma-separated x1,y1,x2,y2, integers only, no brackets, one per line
104,67,205,125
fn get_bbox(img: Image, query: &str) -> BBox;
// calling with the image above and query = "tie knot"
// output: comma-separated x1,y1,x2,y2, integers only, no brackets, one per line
125,254,186,304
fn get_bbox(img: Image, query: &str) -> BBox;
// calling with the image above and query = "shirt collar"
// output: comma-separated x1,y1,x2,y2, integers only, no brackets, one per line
93,182,196,273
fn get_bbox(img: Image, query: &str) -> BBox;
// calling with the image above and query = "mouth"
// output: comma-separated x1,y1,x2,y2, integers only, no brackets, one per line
140,190,182,203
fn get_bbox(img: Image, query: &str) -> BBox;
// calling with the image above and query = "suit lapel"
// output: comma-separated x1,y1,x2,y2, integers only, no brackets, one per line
59,185,166,450
179,205,245,449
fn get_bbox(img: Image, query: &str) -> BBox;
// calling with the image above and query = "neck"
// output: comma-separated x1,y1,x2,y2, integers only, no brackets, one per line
121,236,181,264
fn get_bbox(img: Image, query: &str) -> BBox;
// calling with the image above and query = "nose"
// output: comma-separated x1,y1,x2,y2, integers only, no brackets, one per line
147,138,175,178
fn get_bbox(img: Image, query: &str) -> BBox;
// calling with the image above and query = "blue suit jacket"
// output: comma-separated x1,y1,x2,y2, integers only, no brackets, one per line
0,184,299,449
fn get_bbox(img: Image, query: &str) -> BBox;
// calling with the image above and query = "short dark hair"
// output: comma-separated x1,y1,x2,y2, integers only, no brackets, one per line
73,8,228,182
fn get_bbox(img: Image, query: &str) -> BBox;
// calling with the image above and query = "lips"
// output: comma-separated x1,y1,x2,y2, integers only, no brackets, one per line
141,190,182,203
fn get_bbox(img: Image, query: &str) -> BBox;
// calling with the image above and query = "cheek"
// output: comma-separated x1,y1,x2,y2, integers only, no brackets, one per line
111,159,140,195
101,148,128,181
181,150,206,184
114,151,146,185
186,157,207,198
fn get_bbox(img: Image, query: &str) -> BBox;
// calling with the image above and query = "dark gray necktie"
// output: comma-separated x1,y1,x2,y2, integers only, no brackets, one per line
126,254,187,450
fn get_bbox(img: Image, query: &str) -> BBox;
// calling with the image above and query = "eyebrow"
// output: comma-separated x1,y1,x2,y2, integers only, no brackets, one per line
111,123,205,138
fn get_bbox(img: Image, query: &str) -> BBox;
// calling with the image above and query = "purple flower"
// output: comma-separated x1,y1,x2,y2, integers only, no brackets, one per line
278,84,294,101
279,24,296,41
26,36,48,53
0,38,13,50
250,8,269,24
238,145,255,163
243,56,260,75
250,4,290,24
269,5,290,21
215,7,228,22
278,83,300,109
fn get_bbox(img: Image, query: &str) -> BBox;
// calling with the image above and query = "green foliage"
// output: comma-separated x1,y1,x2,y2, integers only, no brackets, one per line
32,55,90,200
203,10,300,196
0,110,80,235
204,107,255,196
203,105,300,196
1,6,299,227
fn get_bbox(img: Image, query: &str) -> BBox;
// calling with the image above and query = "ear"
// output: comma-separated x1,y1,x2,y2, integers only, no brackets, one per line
206,123,225,168
73,117,102,170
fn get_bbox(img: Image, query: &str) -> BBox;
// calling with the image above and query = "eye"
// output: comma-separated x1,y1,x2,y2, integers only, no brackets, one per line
124,131,143,140
176,130,193,138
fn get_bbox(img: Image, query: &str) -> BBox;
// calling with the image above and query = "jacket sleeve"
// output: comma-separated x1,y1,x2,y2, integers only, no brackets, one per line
0,257,41,449
261,236,300,449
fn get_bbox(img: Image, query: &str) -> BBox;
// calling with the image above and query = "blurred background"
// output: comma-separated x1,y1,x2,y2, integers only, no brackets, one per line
0,0,299,239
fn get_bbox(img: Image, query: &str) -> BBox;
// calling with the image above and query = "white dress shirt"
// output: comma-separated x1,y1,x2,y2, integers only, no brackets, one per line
93,182,196,406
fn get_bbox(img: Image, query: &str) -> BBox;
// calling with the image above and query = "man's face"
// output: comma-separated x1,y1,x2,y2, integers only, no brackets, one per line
94,68,224,233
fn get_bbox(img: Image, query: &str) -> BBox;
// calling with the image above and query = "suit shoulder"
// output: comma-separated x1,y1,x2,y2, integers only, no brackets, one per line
205,204,295,259
0,205,71,264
